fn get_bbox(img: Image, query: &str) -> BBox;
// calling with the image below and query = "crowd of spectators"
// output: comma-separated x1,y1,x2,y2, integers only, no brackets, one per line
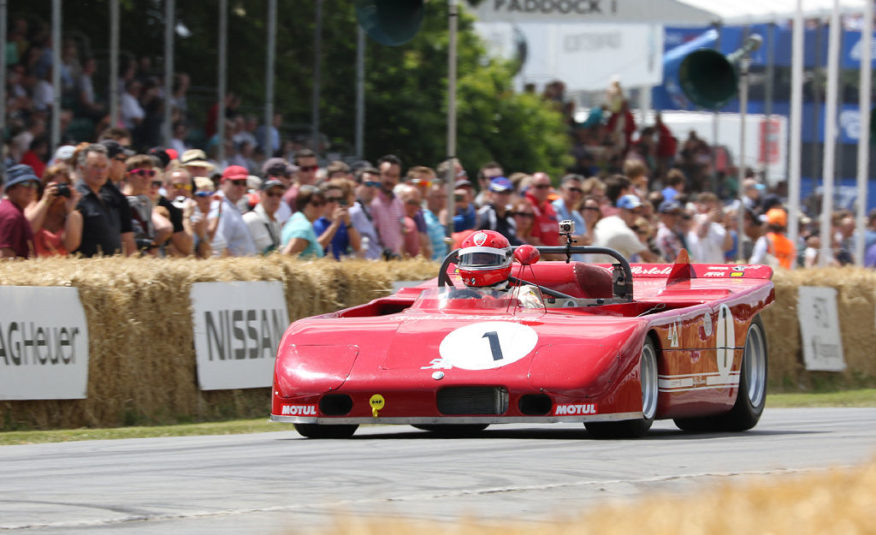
2,14,875,267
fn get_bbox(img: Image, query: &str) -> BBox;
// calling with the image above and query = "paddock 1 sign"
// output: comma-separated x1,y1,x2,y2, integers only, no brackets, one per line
190,281,289,390
0,287,90,400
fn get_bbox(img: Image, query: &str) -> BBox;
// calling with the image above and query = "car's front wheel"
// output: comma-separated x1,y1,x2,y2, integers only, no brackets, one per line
585,337,658,439
293,423,359,439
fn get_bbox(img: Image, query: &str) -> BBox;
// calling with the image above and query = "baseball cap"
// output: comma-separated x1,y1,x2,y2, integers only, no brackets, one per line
147,147,171,168
181,149,215,170
261,157,295,177
221,165,249,182
5,164,40,189
100,139,134,160
261,178,285,191
50,145,76,164
455,178,473,189
617,194,643,211
658,200,682,214
765,207,787,227
488,177,513,193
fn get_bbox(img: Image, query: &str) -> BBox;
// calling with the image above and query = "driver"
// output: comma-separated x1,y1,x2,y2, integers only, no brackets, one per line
456,230,542,307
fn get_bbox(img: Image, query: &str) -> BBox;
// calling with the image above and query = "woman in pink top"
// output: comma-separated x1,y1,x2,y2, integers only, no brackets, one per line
25,164,83,256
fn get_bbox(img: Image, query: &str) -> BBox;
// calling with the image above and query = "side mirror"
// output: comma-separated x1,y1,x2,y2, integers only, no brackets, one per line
513,245,540,266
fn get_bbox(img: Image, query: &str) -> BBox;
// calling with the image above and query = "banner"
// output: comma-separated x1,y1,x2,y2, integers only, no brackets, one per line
190,281,289,390
0,287,89,400
470,0,715,25
797,286,845,372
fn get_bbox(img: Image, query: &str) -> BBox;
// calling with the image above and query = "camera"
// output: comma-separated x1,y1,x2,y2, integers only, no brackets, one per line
558,219,574,235
56,183,71,198
339,198,349,207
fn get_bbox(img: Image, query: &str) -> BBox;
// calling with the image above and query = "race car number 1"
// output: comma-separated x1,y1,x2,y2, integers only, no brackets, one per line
438,321,538,370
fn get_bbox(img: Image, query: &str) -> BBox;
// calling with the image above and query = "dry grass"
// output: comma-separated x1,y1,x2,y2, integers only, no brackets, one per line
311,458,876,535
1,259,874,430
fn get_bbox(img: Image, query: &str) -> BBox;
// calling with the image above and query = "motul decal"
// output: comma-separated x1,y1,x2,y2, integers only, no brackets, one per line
554,403,597,415
280,404,316,416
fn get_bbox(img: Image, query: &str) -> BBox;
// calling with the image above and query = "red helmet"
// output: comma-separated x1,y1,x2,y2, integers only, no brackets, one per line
457,230,513,287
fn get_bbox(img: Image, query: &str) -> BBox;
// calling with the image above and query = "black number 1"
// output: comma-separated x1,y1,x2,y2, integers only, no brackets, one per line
482,331,504,361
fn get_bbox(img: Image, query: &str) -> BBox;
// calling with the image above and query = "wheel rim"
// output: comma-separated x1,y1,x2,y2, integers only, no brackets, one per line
641,343,658,420
743,322,767,408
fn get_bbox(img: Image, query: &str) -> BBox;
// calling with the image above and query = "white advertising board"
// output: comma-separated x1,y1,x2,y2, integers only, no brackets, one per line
190,281,290,390
797,286,846,372
0,287,89,400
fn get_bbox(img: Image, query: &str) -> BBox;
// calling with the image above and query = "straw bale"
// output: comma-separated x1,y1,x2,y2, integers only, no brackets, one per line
304,457,876,535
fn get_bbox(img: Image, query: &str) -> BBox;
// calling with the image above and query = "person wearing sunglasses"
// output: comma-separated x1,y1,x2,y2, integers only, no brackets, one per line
511,200,537,245
283,149,320,213
189,176,218,258
243,178,287,255
281,184,326,258
476,177,521,247
349,166,383,260
312,179,361,260
370,154,405,258
98,139,137,256
122,154,172,255
551,174,591,260
209,165,257,257
0,164,41,258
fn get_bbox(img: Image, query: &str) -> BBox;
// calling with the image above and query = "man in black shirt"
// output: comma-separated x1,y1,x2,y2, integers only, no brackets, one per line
74,144,128,257
477,177,521,245
99,139,136,255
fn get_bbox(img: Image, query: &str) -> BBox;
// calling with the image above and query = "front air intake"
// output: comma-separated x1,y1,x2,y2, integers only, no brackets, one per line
437,387,508,415
518,394,552,416
319,394,353,416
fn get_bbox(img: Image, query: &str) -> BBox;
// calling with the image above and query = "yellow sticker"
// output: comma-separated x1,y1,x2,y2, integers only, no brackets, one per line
369,394,385,418
730,271,744,277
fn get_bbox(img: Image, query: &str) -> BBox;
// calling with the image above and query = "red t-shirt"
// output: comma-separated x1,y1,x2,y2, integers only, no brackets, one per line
526,192,559,246
0,199,35,258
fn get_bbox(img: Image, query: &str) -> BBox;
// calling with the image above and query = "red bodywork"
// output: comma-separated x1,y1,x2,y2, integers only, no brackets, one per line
271,259,774,426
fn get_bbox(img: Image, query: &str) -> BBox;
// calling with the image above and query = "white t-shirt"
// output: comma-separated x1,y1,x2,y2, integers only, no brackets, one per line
686,217,727,263
593,215,646,262
243,204,282,255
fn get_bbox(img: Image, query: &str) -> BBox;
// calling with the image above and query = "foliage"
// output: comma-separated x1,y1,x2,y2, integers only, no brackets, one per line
14,0,571,176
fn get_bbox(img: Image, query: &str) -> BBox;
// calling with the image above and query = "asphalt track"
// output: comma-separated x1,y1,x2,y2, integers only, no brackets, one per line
2,408,875,534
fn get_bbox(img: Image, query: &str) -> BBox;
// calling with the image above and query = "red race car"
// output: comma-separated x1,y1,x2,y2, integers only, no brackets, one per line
271,241,773,439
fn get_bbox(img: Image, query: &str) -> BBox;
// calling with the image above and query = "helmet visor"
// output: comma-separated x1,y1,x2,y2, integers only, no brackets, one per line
459,251,505,268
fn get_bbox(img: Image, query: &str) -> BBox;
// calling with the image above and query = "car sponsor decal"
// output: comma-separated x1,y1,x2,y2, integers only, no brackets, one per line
554,403,597,416
667,321,680,348
428,321,538,371
280,404,317,416
369,394,385,418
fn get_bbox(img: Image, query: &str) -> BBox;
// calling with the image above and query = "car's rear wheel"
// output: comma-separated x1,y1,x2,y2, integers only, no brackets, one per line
674,315,768,432
585,338,658,439
293,423,359,439
412,424,489,436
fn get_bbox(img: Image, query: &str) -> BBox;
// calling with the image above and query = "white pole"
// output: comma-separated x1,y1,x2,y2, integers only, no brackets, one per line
265,0,276,157
855,0,873,265
109,0,119,129
819,2,842,267
446,0,458,239
162,0,175,147
355,27,365,160
50,0,61,151
788,0,804,260
217,0,227,165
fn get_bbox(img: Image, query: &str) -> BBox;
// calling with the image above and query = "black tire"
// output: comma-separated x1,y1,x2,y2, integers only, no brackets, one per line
412,424,489,436
293,423,359,439
585,338,658,439
674,315,768,433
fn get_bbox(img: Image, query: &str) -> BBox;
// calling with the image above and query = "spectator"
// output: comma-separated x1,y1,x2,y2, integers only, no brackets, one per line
686,192,732,263
423,182,449,261
209,165,257,257
313,179,361,260
122,154,171,255
255,112,283,156
593,194,658,262
865,237,876,268
452,176,478,232
397,184,430,258
261,157,295,226
282,149,319,213
751,208,796,269
661,168,686,203
180,149,215,179
371,154,405,258
0,164,40,258
474,161,504,207
160,166,195,257
525,172,560,246
623,160,649,199
281,184,326,258
741,178,765,212
20,135,49,179
551,174,590,257
169,121,189,157
98,139,137,255
243,177,286,255
190,176,218,258
25,163,83,256
866,208,876,252
601,174,632,218
349,166,383,260
512,199,537,244
654,200,685,262
73,144,128,257
77,56,104,120
478,177,520,245
325,160,353,181
120,79,145,131
655,112,677,177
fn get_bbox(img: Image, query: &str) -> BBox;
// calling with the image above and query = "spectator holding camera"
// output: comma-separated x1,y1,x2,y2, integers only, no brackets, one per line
313,179,361,260
121,154,172,255
686,192,732,263
349,167,383,260
25,163,83,256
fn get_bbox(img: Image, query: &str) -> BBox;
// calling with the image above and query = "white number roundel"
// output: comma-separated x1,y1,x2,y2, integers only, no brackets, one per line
438,321,538,370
